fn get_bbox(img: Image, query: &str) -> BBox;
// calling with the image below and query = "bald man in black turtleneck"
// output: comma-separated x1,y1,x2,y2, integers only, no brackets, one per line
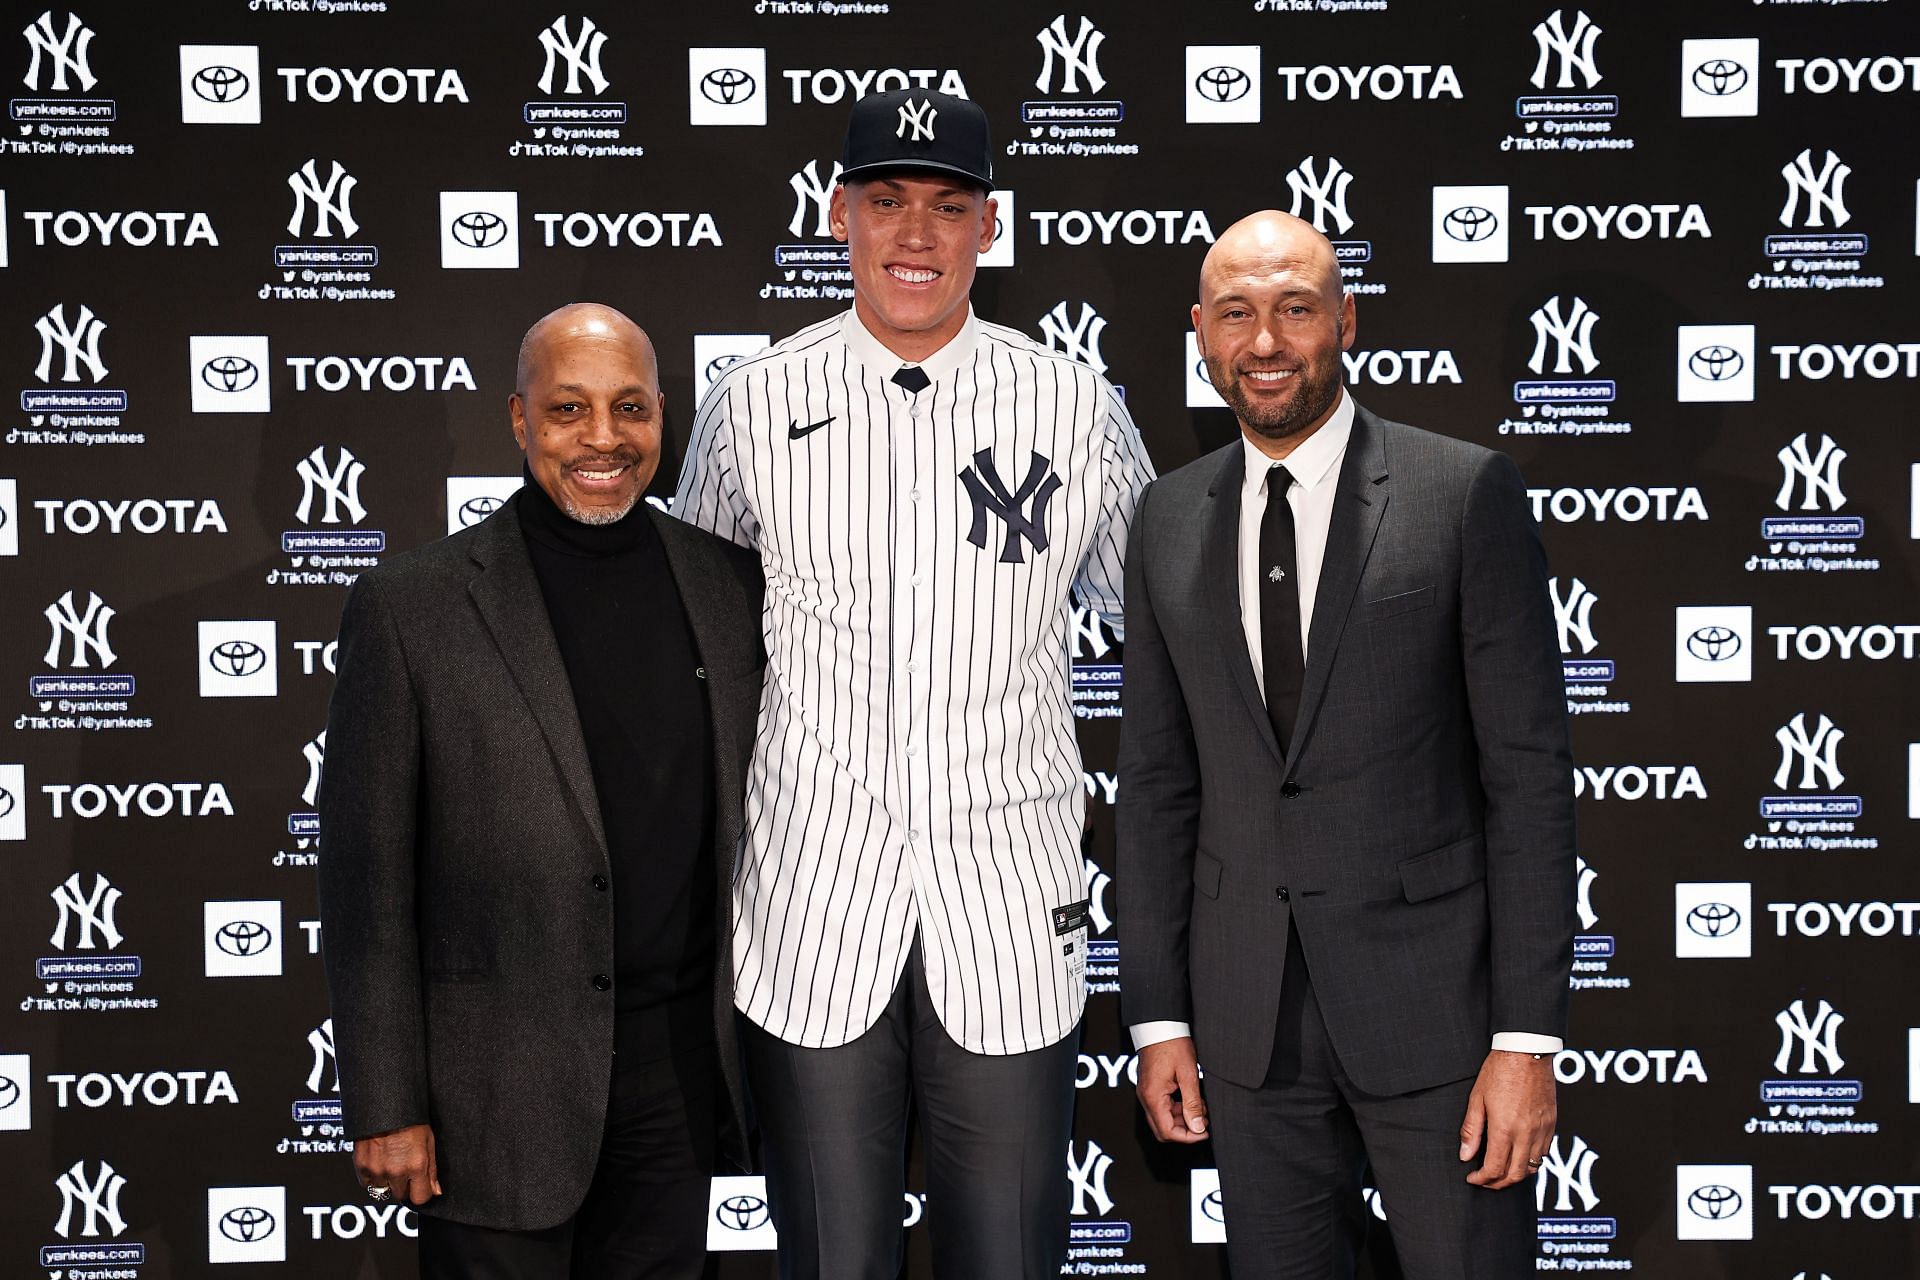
317,303,765,1278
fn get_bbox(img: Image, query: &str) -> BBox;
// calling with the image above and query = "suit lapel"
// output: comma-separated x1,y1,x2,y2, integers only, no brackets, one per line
467,494,608,860
1202,444,1285,768
1285,406,1391,769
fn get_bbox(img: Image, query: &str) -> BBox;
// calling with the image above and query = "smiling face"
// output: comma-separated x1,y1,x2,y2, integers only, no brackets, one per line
509,305,663,525
1193,211,1356,456
831,174,996,362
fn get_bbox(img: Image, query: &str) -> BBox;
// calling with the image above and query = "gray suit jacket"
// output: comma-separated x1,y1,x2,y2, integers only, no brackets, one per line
1116,405,1574,1095
316,492,763,1230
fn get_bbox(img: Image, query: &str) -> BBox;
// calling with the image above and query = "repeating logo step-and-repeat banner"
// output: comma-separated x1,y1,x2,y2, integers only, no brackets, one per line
3,1,1917,1276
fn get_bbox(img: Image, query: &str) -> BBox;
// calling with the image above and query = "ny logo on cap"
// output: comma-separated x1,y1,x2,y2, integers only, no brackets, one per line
896,97,937,142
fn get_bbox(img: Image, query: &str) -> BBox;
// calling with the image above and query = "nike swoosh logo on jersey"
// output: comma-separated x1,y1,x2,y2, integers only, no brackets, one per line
788,417,834,440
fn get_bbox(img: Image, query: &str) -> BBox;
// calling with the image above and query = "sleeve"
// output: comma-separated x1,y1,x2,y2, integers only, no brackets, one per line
1071,383,1156,639
1114,482,1203,1029
1458,450,1578,1042
671,374,760,549
314,575,430,1140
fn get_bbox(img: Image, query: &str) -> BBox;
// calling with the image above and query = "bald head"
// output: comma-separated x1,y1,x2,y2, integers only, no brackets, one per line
1199,210,1342,311
515,302,657,399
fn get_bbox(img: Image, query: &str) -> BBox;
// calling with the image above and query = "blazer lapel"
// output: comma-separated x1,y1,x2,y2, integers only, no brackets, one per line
1202,444,1285,768
1285,405,1391,770
466,494,608,860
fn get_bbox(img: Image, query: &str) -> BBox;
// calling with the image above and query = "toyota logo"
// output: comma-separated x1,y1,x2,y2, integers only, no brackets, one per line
208,640,267,678
0,1075,19,1110
1443,206,1499,243
450,210,508,249
215,920,273,956
1196,358,1215,387
1686,626,1742,663
219,1206,277,1243
201,356,260,394
700,67,757,105
192,65,251,103
0,787,13,820
1685,902,1741,938
459,495,505,526
1691,60,1749,97
1194,66,1251,103
715,1194,770,1231
1687,1184,1743,1220
1200,1189,1225,1222
1688,346,1744,382
704,353,748,384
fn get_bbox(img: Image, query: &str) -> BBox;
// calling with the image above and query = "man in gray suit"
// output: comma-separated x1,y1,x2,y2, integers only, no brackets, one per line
317,303,762,1277
1117,211,1574,1277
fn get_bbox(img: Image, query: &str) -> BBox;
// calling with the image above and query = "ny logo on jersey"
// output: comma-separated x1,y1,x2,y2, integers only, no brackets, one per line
307,1017,339,1093
1035,14,1106,95
1527,295,1600,376
896,97,937,141
1286,156,1355,236
23,9,96,93
788,159,844,238
1778,148,1851,230
287,159,360,239
1774,433,1846,512
537,15,610,96
54,1159,127,1239
1530,9,1603,90
959,448,1063,564
34,303,108,384
1774,998,1844,1075
1773,713,1844,791
1534,1135,1600,1213
44,589,116,669
50,872,123,951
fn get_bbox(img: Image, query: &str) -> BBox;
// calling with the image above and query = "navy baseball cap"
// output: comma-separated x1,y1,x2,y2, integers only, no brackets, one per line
840,89,993,191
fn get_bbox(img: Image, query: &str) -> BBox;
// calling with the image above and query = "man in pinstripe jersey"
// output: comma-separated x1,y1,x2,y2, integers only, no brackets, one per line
673,90,1154,1277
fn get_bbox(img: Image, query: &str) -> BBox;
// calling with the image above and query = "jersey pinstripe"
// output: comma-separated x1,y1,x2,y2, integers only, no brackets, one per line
673,309,1155,1054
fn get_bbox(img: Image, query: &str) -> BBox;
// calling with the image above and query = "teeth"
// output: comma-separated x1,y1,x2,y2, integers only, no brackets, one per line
889,267,937,283
1245,370,1294,382
577,466,625,480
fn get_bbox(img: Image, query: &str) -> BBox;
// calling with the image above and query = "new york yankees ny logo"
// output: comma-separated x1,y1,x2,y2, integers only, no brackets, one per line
897,97,937,141
959,449,1063,564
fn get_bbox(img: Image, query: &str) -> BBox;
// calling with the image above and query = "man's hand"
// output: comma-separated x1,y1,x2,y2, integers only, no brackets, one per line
353,1123,441,1207
1459,1051,1555,1189
1136,1037,1209,1143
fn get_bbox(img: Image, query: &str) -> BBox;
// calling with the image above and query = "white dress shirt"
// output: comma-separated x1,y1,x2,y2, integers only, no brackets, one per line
1131,390,1561,1059
676,307,1155,1055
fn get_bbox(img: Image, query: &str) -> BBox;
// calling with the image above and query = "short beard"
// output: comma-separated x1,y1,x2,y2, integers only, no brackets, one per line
558,491,643,526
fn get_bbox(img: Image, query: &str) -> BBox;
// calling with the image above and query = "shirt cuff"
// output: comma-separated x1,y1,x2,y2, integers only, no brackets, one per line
1492,1032,1564,1055
1130,1021,1192,1051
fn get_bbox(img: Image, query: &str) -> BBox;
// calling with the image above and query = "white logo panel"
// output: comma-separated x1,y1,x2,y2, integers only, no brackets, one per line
1432,185,1509,263
0,477,18,557
1677,324,1755,403
0,763,24,841
1676,1164,1753,1240
1186,47,1260,124
190,335,273,414
439,191,520,270
1190,1168,1226,1243
708,1175,777,1251
689,48,766,126
198,621,279,698
1186,332,1227,409
1680,39,1759,118
693,334,769,394
203,900,284,978
207,1185,287,1263
445,476,523,537
1675,606,1752,683
979,188,1016,268
1675,882,1752,958
0,1052,30,1130
179,45,262,124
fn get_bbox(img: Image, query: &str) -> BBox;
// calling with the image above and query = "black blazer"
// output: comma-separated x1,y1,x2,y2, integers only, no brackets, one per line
317,492,763,1230
1116,405,1575,1095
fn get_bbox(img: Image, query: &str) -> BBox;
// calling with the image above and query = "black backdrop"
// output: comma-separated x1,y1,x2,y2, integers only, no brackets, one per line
3,0,1918,1275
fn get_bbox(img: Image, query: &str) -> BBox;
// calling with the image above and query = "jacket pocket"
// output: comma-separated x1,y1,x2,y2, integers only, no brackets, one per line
1365,585,1434,621
1193,849,1223,900
1397,833,1487,903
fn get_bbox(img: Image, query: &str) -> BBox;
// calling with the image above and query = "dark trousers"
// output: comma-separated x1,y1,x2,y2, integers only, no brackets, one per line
418,1048,719,1280
1205,931,1533,1280
739,938,1081,1280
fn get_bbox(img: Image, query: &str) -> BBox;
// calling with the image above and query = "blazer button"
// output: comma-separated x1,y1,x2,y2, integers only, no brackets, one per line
1275,886,1290,902
1280,782,1302,798
591,875,608,891
592,974,612,991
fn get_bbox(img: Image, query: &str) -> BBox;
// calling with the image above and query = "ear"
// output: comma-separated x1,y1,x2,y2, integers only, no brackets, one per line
508,393,529,452
1190,303,1206,358
976,195,999,255
829,184,850,243
1338,291,1357,351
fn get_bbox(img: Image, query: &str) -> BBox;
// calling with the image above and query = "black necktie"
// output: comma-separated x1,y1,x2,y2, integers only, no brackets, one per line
1260,464,1305,755
892,364,930,394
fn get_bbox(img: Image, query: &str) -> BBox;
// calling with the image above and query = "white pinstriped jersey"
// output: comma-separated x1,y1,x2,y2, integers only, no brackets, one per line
673,308,1154,1054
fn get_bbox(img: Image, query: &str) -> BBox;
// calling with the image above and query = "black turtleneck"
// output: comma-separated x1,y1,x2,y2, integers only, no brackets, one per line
517,472,715,1062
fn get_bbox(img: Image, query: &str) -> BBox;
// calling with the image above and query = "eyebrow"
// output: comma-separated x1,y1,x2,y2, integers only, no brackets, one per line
548,383,653,399
1210,287,1320,306
872,179,974,200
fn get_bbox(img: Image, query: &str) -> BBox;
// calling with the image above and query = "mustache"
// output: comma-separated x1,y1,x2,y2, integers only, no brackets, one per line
564,451,642,470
